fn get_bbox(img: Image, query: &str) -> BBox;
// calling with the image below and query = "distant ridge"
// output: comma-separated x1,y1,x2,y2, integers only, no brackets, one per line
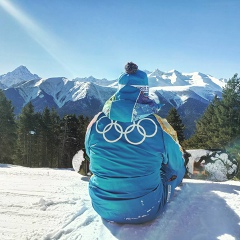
0,66,228,137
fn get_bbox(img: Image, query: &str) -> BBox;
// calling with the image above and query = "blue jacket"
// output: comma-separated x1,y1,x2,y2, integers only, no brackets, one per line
85,84,185,224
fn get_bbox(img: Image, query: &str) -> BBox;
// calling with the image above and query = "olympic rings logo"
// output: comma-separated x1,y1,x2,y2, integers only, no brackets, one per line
95,116,158,145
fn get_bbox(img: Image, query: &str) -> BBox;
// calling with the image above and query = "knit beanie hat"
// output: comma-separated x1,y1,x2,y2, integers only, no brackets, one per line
118,62,149,96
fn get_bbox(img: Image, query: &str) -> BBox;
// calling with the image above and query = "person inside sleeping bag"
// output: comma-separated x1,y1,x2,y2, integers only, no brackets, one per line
84,62,186,224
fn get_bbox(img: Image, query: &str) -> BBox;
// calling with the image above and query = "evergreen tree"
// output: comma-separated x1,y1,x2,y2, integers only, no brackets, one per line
166,108,185,144
78,115,90,149
185,74,240,150
184,96,221,149
39,107,61,167
15,104,89,168
15,102,38,167
216,74,240,144
218,74,240,178
49,108,61,168
59,115,81,168
38,107,52,167
0,90,17,163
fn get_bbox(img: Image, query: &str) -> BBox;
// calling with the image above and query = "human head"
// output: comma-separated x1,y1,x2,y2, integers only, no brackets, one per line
118,62,149,96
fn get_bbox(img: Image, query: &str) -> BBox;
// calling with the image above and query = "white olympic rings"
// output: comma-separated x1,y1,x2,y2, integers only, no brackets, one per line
95,116,158,145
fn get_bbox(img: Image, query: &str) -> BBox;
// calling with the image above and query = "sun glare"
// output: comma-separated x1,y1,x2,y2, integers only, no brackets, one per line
0,0,73,77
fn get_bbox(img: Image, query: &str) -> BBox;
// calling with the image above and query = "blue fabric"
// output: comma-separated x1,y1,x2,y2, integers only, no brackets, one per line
85,70,185,223
103,85,162,122
118,70,148,86
85,112,185,223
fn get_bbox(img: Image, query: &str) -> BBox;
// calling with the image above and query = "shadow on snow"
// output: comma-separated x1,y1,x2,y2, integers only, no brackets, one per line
102,181,240,240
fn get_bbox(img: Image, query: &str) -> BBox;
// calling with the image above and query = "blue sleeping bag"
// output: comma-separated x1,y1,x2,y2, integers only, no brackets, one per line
85,70,185,223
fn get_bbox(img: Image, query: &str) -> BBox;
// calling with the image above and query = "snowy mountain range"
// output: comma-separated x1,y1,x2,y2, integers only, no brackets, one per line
0,66,228,137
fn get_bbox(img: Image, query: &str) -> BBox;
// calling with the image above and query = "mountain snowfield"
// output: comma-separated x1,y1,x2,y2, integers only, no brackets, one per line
17,77,114,108
0,163,240,240
0,66,229,136
0,66,227,109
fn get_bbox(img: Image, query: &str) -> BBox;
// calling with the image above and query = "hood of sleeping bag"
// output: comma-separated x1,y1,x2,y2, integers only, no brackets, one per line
103,70,162,122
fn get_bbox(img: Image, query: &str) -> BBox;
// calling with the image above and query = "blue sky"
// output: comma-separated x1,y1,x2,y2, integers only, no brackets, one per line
0,0,239,80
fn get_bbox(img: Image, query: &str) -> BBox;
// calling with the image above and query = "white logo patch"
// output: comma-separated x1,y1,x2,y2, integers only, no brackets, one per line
95,116,157,145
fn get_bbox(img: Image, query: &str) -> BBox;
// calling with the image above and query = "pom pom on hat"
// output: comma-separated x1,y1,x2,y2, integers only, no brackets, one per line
125,62,138,74
119,62,148,87
118,63,149,96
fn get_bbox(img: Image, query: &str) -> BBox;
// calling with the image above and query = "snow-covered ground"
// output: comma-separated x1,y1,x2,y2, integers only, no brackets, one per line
0,164,240,240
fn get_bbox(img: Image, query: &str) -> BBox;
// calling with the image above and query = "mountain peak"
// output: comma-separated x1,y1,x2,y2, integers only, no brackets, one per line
12,66,31,76
16,65,27,69
148,68,164,77
193,71,208,77
17,65,28,69
168,69,181,75
0,66,40,88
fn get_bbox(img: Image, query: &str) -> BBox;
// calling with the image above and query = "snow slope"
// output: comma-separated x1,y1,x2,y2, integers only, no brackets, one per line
0,164,239,240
